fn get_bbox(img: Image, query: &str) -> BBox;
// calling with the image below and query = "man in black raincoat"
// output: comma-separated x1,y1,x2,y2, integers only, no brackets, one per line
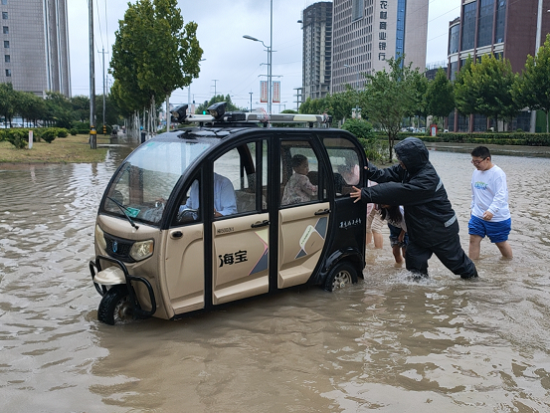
350,137,478,279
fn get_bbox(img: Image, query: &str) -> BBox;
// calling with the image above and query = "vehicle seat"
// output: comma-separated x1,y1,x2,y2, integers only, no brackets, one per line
307,171,319,185
235,190,256,213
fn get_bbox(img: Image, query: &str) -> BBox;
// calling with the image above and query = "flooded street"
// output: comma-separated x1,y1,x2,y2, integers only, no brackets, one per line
1,143,549,412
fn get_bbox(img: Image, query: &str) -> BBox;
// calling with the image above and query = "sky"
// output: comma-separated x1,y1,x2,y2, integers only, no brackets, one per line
67,0,462,113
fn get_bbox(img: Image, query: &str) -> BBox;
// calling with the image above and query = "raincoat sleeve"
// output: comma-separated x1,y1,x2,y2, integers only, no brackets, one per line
365,162,405,183
361,168,443,207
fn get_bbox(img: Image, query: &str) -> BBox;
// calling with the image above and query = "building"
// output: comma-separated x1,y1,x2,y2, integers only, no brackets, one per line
1,0,71,97
331,0,429,94
448,0,550,79
425,63,447,81
447,0,550,132
301,2,333,101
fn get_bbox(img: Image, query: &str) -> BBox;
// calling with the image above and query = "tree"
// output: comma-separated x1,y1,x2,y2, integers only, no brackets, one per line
299,86,362,126
363,56,419,162
110,0,203,125
44,92,73,128
340,118,375,140
456,55,518,132
0,82,17,126
454,56,476,128
17,92,46,127
71,96,90,123
411,70,429,127
331,86,360,124
513,33,550,132
473,55,517,131
426,68,455,120
196,94,242,114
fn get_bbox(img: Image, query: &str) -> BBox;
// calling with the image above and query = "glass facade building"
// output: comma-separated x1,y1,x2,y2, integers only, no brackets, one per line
0,0,70,97
330,0,428,94
301,2,333,101
446,0,550,132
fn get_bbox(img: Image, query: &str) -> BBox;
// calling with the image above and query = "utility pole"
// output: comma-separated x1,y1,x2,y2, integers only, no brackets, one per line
249,92,253,111
88,0,96,149
531,0,544,133
98,47,109,135
212,79,218,97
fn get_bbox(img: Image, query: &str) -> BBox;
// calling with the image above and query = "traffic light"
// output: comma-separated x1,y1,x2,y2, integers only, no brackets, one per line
103,125,107,134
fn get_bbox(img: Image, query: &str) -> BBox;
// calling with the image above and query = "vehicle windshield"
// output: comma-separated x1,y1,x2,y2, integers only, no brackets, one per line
101,139,213,226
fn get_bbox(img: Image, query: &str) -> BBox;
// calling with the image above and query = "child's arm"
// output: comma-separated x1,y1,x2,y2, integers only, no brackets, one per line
398,229,406,243
302,176,317,196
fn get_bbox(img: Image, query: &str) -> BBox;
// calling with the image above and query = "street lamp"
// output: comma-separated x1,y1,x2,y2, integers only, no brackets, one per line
187,58,206,117
243,0,273,114
344,64,361,119
243,34,273,114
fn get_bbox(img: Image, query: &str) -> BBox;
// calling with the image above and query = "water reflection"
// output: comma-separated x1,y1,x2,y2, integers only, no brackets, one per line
0,143,549,412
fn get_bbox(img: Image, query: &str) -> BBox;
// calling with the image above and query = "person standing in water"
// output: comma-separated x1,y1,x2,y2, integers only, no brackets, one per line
350,137,478,280
469,146,512,260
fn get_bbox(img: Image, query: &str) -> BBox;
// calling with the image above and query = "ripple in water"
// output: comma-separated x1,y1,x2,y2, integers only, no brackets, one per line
0,147,549,412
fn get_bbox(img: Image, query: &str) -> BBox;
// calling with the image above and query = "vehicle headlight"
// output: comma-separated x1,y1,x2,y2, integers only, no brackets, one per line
95,224,107,250
130,239,154,261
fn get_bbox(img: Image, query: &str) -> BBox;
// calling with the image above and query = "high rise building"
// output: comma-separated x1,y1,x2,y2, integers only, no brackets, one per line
301,1,333,101
0,0,71,97
331,0,429,94
447,0,550,132
448,0,550,79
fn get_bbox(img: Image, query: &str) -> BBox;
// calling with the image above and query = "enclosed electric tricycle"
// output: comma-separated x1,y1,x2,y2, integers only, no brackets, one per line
89,103,368,324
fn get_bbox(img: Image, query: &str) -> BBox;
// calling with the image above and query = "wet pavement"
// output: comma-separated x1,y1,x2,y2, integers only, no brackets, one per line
1,140,549,412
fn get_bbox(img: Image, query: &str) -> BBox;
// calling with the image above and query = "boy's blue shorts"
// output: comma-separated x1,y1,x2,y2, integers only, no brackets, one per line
388,223,409,247
468,215,511,243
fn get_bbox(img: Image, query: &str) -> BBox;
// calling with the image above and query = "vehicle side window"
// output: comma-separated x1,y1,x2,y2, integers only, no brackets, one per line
175,179,201,224
323,137,362,197
280,140,320,206
214,142,267,215
212,149,239,218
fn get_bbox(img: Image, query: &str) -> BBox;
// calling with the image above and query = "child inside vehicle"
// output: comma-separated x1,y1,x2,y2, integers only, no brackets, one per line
282,154,318,205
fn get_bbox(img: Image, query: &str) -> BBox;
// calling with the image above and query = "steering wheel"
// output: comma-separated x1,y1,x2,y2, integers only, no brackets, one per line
177,208,198,223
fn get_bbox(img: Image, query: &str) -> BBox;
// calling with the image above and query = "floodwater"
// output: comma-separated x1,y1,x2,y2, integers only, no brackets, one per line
1,141,549,412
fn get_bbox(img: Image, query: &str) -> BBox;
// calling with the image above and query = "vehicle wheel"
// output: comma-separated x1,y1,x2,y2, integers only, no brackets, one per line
98,285,135,325
324,261,358,292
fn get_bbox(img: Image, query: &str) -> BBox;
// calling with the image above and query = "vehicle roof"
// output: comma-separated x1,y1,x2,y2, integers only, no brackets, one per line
151,125,347,143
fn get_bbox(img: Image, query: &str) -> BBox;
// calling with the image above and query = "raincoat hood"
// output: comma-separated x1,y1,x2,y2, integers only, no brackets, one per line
395,137,429,174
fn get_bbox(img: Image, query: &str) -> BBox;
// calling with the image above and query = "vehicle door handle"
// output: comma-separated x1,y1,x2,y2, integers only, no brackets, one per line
251,220,270,228
171,231,183,239
315,208,331,215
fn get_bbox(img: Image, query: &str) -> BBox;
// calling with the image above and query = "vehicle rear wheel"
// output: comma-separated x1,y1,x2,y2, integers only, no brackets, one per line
324,261,358,292
98,285,135,325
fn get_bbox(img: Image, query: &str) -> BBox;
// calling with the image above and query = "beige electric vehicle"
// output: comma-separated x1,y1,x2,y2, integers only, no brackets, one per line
89,103,368,324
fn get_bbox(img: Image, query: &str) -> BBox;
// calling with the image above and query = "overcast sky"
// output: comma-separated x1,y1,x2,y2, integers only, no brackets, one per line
67,0,461,112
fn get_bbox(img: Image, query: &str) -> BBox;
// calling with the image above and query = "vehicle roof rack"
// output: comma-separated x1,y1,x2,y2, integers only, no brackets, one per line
170,102,330,128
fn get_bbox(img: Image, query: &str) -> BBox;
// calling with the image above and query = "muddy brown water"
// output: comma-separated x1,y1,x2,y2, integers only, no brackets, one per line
1,141,549,412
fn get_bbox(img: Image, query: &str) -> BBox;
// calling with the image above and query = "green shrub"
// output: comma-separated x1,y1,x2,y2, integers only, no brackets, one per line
342,120,385,161
70,128,78,136
341,119,376,141
5,129,28,149
40,128,57,143
73,121,90,134
388,131,550,146
56,128,69,138
356,137,387,161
